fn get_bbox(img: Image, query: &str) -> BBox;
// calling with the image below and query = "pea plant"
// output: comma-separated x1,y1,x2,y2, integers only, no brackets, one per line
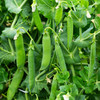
0,0,100,100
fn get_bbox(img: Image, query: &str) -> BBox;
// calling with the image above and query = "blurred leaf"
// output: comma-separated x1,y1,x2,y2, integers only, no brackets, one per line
5,0,22,14
0,67,8,83
37,0,56,19
2,28,17,39
71,10,87,28
32,80,50,94
94,16,100,29
74,25,93,48
75,95,85,100
56,71,69,84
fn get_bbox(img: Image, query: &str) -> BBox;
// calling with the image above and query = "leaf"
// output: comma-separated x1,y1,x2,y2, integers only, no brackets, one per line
70,84,78,96
94,16,100,29
14,16,30,33
0,67,8,83
37,0,56,19
0,41,15,64
63,46,80,64
71,10,87,28
56,71,69,84
0,84,4,90
74,25,93,48
32,80,50,94
2,28,17,39
75,95,85,100
5,0,22,14
79,67,88,81
73,76,84,88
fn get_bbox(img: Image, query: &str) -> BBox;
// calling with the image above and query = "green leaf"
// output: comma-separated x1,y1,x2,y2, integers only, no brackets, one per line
14,16,30,33
63,46,80,64
0,84,3,90
0,41,15,64
94,16,100,29
74,25,93,48
71,10,87,28
75,95,85,100
0,67,8,83
32,81,50,94
5,0,22,14
2,28,17,39
70,84,78,96
56,71,69,84
37,0,56,19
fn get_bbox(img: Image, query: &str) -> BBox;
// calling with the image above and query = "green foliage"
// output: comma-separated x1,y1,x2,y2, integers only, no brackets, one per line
0,0,100,100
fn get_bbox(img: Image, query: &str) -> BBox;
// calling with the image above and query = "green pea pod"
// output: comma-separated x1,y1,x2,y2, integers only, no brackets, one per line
55,6,63,25
7,69,24,100
67,14,73,50
88,36,96,79
49,75,57,100
40,32,51,71
33,7,43,33
28,43,35,91
15,33,25,68
55,38,67,74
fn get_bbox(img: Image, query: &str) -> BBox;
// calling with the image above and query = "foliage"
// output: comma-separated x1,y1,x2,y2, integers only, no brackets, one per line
0,0,100,100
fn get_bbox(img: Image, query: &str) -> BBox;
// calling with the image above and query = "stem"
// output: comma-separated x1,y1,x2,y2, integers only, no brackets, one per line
8,39,14,54
0,12,8,26
71,1,76,11
36,34,42,44
11,14,18,28
59,1,72,10
0,47,11,54
20,0,27,8
79,27,82,39
25,88,29,100
58,37,70,54
35,70,47,82
71,65,75,77
46,70,56,78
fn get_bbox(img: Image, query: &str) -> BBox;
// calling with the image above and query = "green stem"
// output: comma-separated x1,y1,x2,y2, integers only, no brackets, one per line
0,12,8,26
8,39,14,53
35,70,47,82
11,14,18,28
71,65,75,77
36,34,42,44
0,47,11,54
20,0,27,8
25,88,29,100
79,27,82,39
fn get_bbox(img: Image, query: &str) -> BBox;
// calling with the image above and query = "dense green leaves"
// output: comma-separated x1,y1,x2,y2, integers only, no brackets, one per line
0,0,100,100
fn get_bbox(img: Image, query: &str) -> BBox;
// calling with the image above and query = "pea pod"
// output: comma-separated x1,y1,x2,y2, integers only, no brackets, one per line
40,31,51,70
49,75,57,100
88,35,96,79
33,7,43,33
28,42,35,91
55,6,63,25
55,37,67,74
67,13,73,50
7,69,24,100
15,32,25,69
